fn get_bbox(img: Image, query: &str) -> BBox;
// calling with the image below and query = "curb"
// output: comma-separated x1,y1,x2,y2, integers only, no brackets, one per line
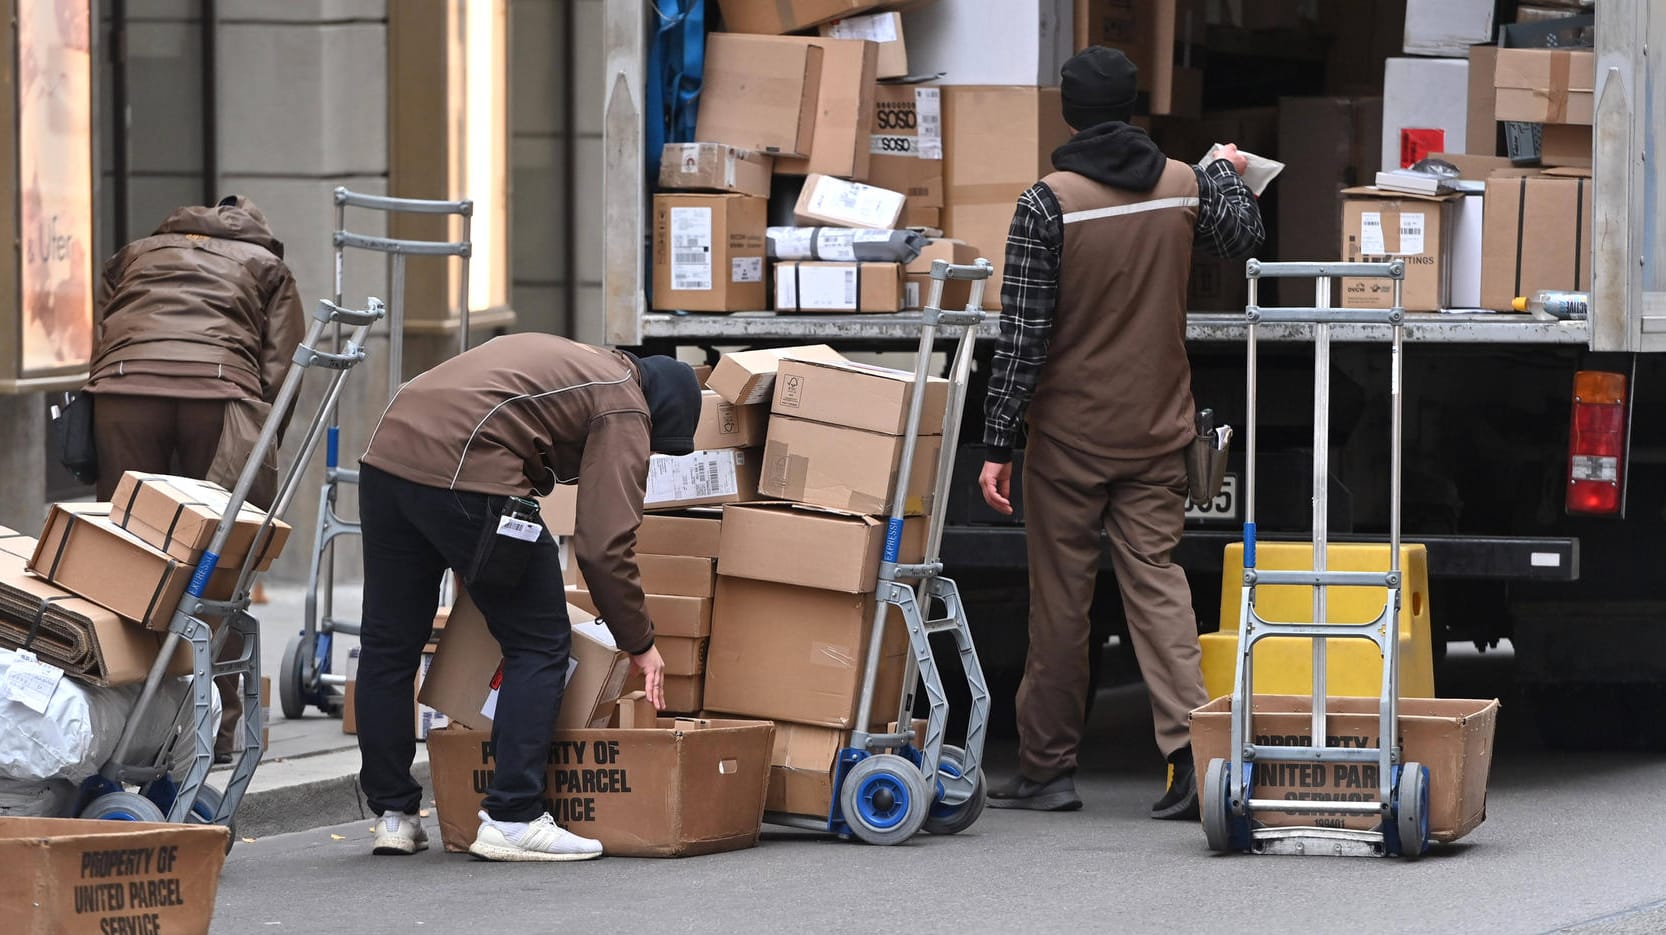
230,749,430,841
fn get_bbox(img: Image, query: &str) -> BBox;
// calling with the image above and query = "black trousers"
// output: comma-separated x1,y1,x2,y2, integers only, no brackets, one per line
356,464,572,822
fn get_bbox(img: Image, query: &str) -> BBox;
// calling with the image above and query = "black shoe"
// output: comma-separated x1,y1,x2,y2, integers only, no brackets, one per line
988,774,1083,811
1151,744,1199,820
213,751,234,766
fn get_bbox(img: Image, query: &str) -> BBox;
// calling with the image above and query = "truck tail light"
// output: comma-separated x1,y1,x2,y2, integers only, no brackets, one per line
1567,370,1626,515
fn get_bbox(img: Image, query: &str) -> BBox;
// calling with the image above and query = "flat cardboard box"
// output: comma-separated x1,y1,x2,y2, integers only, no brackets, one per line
717,502,925,593
1188,695,1499,842
772,37,880,180
0,817,228,934
568,553,715,599
716,0,895,34
821,12,907,79
427,718,774,858
904,238,979,311
645,447,763,512
696,34,824,156
1339,188,1461,312
793,174,905,230
692,390,767,451
565,586,713,639
418,593,631,733
658,143,774,198
704,576,910,729
773,357,949,436
1402,0,1496,57
773,262,905,313
658,636,708,677
539,483,577,537
1494,48,1595,125
638,512,723,558
1276,97,1383,264
1539,123,1591,168
760,415,941,516
1480,174,1593,311
652,194,768,312
867,84,944,218
1382,57,1470,170
1075,0,1205,116
1466,46,1500,156
707,344,847,406
108,472,293,572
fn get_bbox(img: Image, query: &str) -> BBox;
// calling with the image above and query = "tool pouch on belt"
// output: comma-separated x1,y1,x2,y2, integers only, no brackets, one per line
466,496,543,590
1186,409,1231,505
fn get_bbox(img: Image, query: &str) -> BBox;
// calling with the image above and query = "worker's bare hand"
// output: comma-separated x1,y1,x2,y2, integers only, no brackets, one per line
979,460,1014,516
1216,142,1249,176
631,645,666,710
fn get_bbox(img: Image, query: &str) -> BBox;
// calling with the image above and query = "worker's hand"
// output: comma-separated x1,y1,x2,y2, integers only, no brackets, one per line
1215,142,1249,176
979,461,1014,516
631,645,666,710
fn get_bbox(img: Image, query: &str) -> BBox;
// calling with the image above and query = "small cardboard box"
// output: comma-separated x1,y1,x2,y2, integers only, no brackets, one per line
657,636,709,677
772,36,880,180
717,502,925,593
1188,695,1499,842
645,448,763,512
638,512,723,558
1494,48,1595,125
652,194,768,312
696,34,824,156
625,672,705,715
793,174,906,230
1339,188,1461,312
427,718,775,858
1480,174,1593,312
705,576,910,729
707,344,847,406
565,586,712,639
108,472,292,571
658,143,774,198
1539,124,1591,169
538,483,578,537
716,0,892,35
0,817,229,934
773,262,905,313
691,390,767,451
759,415,941,516
904,238,979,311
773,357,950,436
821,12,906,79
569,553,717,599
765,720,846,816
868,84,944,227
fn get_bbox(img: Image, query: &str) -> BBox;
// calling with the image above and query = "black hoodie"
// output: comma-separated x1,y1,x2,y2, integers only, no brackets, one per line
1050,121,1169,192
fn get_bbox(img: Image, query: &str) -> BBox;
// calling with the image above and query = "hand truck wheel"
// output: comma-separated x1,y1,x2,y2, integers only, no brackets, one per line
839,754,931,846
922,745,987,835
81,790,166,822
1394,762,1431,859
187,785,237,853
279,633,311,719
1201,757,1234,853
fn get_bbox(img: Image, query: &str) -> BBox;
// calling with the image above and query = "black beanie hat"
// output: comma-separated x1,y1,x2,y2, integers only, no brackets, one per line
635,355,701,456
1060,46,1140,130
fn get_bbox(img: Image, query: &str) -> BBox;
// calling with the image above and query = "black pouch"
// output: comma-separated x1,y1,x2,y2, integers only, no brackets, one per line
465,496,543,590
51,391,98,485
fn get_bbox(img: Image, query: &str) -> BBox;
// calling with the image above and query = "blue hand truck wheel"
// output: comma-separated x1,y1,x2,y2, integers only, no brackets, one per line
838,753,930,845
81,791,166,822
1393,761,1431,859
922,745,987,835
186,785,237,853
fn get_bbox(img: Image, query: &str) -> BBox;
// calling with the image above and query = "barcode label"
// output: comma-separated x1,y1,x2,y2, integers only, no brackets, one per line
669,206,713,291
798,264,860,310
904,281,921,309
646,450,740,505
1398,212,1426,255
915,88,943,160
732,256,763,282
1359,212,1386,256
808,179,903,229
815,229,857,262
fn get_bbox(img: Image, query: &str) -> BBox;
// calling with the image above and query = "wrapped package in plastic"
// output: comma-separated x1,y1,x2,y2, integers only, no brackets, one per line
0,778,76,817
767,226,927,263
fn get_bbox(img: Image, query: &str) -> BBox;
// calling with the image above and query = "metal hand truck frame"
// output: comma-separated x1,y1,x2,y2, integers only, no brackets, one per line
1200,258,1432,859
764,259,995,845
76,298,387,840
280,188,473,719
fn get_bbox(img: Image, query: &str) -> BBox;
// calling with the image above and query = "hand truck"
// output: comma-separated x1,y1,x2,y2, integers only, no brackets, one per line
764,259,995,845
75,298,386,843
280,189,473,719
1199,258,1431,859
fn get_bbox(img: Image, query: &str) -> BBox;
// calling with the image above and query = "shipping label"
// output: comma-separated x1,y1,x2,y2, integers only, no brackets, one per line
815,229,858,262
668,206,713,291
808,181,902,229
731,257,763,283
797,265,860,310
646,450,741,505
1398,212,1426,255
1359,212,1386,255
827,13,897,43
915,88,943,160
3,649,63,714
776,265,799,310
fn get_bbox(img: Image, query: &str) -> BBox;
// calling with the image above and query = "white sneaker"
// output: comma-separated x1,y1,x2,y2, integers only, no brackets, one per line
468,810,603,862
371,811,429,856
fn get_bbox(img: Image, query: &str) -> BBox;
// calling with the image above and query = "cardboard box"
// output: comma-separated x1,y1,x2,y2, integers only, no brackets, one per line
941,86,1071,295
1539,123,1592,169
793,174,906,230
760,415,942,516
821,12,907,79
903,238,979,310
1382,58,1470,170
1494,49,1595,125
773,37,880,180
1075,0,1205,116
539,483,577,537
660,674,705,714
108,472,293,572
716,0,893,34
427,718,774,858
1403,0,1496,57
696,34,824,156
717,502,925,593
637,512,723,558
867,85,944,223
773,262,906,313
1430,153,1522,180
29,504,229,630
1466,46,1500,156
658,143,774,198
569,553,716,599
418,594,632,733
645,448,763,512
704,576,910,729
773,357,949,436
1480,174,1593,311
344,644,450,738
658,636,708,677
652,194,768,312
707,344,847,406
692,390,767,451
765,720,846,817
1339,188,1461,312
1188,695,1499,842
565,587,712,639
1277,97,1383,264
0,817,228,934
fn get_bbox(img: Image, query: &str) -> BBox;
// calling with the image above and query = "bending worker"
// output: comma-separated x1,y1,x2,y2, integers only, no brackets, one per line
979,47,1265,817
353,333,699,862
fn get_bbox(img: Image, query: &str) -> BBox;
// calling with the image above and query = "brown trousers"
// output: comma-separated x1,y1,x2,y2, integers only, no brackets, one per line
1017,429,1207,780
92,394,243,754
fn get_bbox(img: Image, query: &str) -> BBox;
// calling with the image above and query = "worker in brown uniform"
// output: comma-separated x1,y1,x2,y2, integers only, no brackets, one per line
354,332,698,861
979,47,1265,817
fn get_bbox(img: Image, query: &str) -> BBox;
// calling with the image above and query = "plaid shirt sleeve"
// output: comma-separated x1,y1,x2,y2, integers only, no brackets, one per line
1192,159,1266,259
982,182,1062,462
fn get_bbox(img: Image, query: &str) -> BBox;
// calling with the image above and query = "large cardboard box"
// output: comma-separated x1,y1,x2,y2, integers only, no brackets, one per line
1494,49,1595,125
1381,58,1470,170
692,390,767,451
903,238,978,310
760,415,942,516
645,448,763,512
427,718,774,858
0,817,228,934
716,0,892,34
707,344,846,406
773,357,950,436
658,143,774,198
1403,0,1496,57
108,472,292,571
565,587,712,639
1277,97,1384,264
652,194,768,312
1339,188,1461,312
696,35,824,156
773,37,879,180
1480,174,1593,312
821,12,907,79
1466,46,1500,156
704,576,910,729
717,502,925,593
774,262,905,313
638,512,723,558
868,84,944,229
1075,0,1205,116
793,174,906,230
1188,695,1499,842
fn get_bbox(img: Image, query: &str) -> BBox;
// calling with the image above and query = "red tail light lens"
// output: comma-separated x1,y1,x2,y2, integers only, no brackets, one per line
1567,371,1626,515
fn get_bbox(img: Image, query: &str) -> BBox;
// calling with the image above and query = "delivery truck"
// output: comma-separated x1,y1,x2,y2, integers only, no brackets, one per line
598,0,1666,747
